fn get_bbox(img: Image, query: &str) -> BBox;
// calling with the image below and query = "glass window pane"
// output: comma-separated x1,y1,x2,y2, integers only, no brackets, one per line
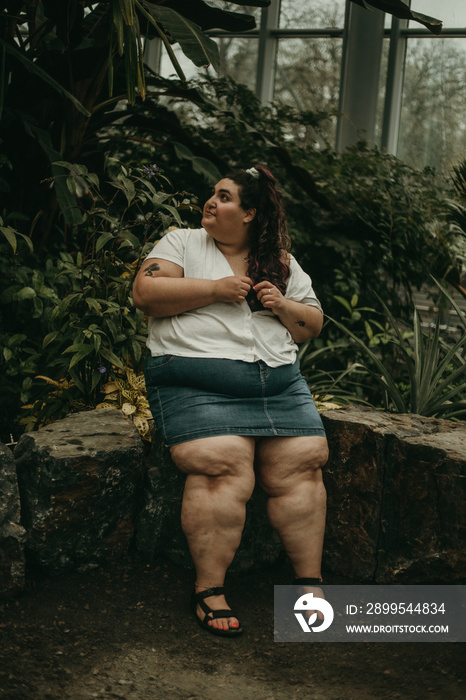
397,38,466,173
279,0,345,29
215,37,259,91
159,45,206,81
159,39,258,92
275,37,343,144
409,1,466,28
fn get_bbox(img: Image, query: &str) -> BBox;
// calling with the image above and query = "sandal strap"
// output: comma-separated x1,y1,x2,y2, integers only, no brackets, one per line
192,586,236,623
193,586,225,601
204,608,235,620
293,577,324,586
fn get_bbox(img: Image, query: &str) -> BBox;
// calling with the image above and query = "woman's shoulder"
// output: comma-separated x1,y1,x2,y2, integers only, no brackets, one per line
154,227,207,248
161,226,204,238
165,227,207,241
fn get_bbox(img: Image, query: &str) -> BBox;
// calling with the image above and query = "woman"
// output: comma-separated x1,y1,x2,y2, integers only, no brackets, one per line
132,165,328,637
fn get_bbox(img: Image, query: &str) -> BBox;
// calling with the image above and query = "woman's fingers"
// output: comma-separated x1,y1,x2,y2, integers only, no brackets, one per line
214,276,253,302
254,281,282,308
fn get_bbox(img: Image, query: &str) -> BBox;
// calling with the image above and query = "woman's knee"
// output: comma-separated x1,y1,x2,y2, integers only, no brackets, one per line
257,436,328,494
170,435,255,479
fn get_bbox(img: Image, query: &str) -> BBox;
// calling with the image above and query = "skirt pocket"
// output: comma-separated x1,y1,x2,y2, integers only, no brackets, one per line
144,354,174,383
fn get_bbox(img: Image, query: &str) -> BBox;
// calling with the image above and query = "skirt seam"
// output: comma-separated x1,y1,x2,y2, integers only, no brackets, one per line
165,427,326,446
155,386,169,444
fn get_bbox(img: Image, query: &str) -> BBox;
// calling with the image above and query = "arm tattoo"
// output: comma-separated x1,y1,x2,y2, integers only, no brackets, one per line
295,320,306,327
144,262,160,276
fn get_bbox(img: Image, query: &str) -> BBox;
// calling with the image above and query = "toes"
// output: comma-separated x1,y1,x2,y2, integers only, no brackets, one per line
194,596,240,632
209,618,229,630
208,617,239,630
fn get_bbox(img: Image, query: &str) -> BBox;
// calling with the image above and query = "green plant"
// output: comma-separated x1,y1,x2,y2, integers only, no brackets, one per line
96,365,153,441
444,159,466,295
299,295,397,408
327,281,466,419
0,2,443,255
108,76,462,321
0,1,265,249
0,215,34,253
1,157,192,436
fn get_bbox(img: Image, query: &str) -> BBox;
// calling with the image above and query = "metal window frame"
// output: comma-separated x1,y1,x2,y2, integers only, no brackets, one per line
336,1,385,151
147,0,466,156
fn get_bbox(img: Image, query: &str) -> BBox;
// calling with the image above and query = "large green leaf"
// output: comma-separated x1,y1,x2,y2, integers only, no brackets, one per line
350,0,442,34
328,315,408,412
21,122,83,227
0,41,91,116
222,1,270,5
431,278,466,332
140,1,220,71
159,0,260,32
173,142,222,183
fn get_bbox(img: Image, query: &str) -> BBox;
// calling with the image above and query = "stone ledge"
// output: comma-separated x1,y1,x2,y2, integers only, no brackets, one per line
13,408,145,575
321,405,466,583
1,404,464,596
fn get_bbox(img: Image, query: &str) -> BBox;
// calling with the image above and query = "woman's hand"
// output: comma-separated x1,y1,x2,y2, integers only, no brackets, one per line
253,280,323,343
214,276,253,303
253,280,285,314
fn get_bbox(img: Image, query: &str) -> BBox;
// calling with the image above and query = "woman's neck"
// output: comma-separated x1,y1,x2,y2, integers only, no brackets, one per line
214,239,250,260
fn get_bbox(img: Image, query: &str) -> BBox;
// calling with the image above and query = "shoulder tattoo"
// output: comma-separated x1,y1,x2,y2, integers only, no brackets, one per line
143,262,161,276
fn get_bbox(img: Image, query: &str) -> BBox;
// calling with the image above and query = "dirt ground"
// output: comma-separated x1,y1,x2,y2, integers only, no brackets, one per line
1,556,464,700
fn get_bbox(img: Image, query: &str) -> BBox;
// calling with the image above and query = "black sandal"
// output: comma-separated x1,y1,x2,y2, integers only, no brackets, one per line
293,577,324,588
190,586,243,637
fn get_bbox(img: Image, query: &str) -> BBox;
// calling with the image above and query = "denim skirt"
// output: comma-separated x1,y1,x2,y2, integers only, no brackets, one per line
144,354,326,447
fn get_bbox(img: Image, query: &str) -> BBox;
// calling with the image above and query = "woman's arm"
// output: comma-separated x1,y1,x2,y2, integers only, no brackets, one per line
253,280,323,343
132,257,253,317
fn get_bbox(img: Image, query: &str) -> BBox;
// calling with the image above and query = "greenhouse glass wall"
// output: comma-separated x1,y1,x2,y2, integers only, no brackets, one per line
154,0,466,176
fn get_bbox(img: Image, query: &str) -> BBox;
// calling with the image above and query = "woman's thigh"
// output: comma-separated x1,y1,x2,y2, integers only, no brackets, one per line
255,435,328,494
170,435,256,478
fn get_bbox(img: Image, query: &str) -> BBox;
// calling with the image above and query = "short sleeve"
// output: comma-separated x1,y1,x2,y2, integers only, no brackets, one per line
144,228,187,268
286,255,323,313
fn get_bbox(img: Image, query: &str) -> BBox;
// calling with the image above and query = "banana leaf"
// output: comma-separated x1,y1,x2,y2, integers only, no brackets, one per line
350,0,442,34
21,120,83,227
221,1,270,5
0,41,90,117
158,0,260,32
140,1,220,71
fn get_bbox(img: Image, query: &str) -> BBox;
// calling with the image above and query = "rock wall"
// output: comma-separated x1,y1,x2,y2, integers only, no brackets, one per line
0,444,26,596
321,406,466,583
1,405,465,596
14,409,145,574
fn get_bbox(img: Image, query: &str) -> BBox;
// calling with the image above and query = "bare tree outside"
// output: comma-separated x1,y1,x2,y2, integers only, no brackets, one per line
398,38,466,173
274,2,345,145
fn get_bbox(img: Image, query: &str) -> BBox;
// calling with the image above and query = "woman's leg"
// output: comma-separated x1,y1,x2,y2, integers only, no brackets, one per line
170,435,256,631
256,436,328,579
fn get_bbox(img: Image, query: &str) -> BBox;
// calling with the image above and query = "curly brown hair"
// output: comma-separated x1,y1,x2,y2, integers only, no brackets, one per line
225,165,291,294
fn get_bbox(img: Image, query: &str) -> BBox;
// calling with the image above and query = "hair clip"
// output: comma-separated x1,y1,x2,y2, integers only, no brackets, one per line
245,167,260,179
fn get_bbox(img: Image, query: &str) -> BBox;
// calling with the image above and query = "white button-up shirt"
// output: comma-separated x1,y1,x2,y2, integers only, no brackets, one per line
144,228,322,367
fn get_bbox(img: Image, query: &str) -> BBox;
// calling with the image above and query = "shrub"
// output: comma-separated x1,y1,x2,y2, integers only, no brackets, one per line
0,158,194,440
300,281,466,419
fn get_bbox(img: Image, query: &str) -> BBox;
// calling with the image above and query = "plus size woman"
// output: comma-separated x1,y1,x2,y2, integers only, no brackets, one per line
132,165,328,637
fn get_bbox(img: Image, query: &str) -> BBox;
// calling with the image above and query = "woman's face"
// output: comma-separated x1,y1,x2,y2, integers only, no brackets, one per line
202,179,255,244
